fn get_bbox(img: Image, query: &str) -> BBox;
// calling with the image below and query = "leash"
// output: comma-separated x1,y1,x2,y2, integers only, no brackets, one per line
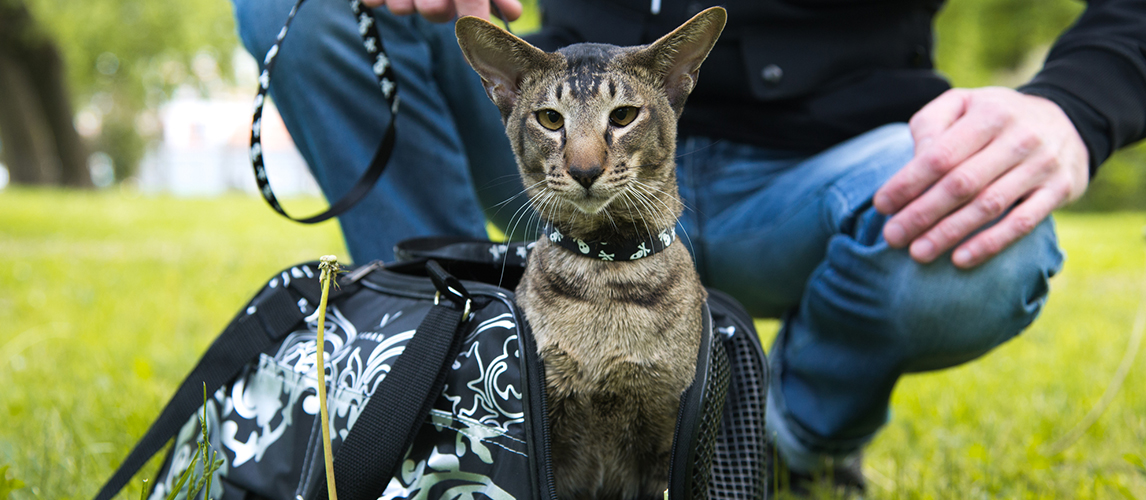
250,0,399,224
249,1,512,224
490,0,514,34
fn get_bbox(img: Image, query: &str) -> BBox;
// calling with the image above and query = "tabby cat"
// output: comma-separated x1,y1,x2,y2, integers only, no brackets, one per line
456,8,726,499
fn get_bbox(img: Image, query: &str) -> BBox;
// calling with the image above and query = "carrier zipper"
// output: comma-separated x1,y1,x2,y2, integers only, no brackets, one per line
666,302,716,499
667,390,691,498
513,300,557,500
342,260,385,284
537,364,556,500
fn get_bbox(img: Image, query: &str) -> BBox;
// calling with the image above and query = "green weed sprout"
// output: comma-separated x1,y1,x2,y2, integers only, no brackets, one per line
146,383,223,500
317,255,345,500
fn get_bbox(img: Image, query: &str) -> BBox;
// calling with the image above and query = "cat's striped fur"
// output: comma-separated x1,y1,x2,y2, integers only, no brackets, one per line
457,9,726,498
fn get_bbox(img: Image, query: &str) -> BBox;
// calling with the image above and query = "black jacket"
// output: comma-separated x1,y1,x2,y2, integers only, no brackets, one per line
526,0,1146,173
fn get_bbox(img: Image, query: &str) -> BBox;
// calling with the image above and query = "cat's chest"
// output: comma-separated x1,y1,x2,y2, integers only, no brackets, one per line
516,241,706,393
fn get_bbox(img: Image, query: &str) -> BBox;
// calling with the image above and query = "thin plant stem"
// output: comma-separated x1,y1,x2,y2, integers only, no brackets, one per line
1046,243,1146,455
316,256,343,500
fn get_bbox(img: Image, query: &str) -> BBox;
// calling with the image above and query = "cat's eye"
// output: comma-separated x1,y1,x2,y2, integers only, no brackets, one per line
609,107,639,127
536,109,564,130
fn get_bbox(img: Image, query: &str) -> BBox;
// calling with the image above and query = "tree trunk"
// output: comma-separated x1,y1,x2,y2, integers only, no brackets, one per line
0,0,90,187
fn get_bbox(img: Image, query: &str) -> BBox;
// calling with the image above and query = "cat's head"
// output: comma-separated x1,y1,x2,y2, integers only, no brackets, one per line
456,8,726,241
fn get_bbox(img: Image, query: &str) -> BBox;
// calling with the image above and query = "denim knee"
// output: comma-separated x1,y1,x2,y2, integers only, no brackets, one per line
886,216,1064,372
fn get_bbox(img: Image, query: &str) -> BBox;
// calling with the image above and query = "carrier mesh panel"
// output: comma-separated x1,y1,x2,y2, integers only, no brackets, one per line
709,332,770,499
691,339,731,500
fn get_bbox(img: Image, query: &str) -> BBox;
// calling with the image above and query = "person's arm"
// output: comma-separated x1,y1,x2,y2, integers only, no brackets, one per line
363,0,522,22
873,0,1146,269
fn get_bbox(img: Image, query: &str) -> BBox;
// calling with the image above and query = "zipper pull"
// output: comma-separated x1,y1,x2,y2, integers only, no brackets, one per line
342,260,384,284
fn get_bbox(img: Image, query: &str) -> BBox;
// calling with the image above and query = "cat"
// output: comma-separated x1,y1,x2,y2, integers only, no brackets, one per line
456,8,726,499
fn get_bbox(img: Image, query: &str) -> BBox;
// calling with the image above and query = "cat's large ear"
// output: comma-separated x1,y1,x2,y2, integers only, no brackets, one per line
633,7,727,113
456,16,551,116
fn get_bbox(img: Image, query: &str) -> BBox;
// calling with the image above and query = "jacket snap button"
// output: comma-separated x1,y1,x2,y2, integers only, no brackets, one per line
761,64,783,85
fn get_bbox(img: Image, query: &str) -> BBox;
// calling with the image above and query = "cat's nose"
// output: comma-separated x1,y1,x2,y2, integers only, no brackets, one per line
568,164,603,189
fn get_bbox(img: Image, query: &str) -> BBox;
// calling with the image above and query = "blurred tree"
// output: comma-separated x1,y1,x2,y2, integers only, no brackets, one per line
20,0,239,183
0,0,90,187
7,0,1143,204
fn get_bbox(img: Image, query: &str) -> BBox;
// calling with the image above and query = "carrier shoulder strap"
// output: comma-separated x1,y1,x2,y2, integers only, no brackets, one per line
94,269,330,500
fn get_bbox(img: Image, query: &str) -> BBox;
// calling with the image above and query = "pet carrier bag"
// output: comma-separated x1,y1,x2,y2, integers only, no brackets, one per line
94,238,771,500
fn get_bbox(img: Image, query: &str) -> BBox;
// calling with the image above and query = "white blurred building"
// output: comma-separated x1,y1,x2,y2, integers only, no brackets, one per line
137,92,320,197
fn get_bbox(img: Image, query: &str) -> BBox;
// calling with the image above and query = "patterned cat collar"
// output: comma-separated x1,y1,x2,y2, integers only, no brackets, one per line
543,223,677,262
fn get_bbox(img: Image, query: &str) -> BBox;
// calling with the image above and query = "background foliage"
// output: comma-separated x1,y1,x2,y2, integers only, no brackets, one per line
13,0,1144,208
18,0,240,182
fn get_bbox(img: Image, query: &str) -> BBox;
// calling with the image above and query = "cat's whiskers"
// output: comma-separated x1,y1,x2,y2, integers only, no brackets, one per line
567,199,582,229
629,186,695,257
602,205,619,233
626,190,664,239
620,191,655,245
492,179,547,210
614,189,650,241
627,186,669,231
492,181,548,240
631,179,683,214
620,192,640,226
505,188,549,243
672,138,723,159
527,191,552,235
634,183,698,256
629,183,698,255
539,192,560,232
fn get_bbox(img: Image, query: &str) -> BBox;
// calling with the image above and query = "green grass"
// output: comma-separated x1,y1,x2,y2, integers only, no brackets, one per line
2,189,1145,499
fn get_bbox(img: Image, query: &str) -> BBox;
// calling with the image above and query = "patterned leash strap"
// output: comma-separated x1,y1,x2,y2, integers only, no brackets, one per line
250,0,400,224
491,0,513,34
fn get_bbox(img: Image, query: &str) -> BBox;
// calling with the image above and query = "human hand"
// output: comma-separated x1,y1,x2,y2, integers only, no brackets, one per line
873,87,1089,269
363,0,523,23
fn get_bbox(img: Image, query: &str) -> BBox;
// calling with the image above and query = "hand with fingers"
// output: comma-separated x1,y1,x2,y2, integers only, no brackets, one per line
873,87,1090,269
362,0,522,22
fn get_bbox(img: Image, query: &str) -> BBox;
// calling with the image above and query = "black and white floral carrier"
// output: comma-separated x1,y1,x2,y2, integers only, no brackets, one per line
95,240,771,500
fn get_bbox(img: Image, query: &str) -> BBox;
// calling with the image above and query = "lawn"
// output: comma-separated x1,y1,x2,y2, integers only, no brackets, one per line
1,189,1144,499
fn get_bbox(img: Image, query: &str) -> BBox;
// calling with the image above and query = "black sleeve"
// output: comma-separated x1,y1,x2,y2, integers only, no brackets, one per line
1017,0,1146,176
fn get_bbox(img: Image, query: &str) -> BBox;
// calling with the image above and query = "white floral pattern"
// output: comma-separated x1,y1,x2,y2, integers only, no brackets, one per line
152,292,529,500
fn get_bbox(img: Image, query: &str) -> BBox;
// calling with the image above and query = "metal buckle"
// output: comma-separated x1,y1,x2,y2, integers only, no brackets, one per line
434,292,472,322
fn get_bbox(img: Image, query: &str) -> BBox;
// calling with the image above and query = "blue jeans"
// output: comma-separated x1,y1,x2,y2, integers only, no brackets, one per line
234,0,1064,470
675,126,1063,469
234,0,522,261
